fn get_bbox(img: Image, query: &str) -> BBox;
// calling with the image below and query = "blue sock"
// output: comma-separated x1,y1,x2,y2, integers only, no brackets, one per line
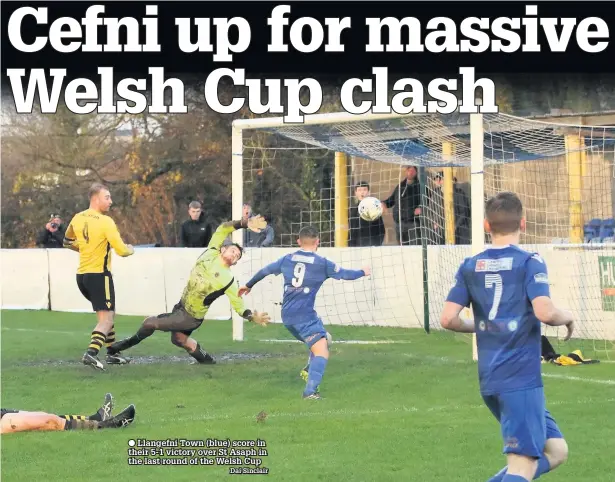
304,356,327,395
307,352,314,366
502,475,529,482
487,466,507,482
533,455,551,479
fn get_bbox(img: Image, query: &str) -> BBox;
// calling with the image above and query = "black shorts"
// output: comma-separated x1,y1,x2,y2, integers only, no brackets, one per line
153,303,203,336
1,409,19,419
77,273,115,312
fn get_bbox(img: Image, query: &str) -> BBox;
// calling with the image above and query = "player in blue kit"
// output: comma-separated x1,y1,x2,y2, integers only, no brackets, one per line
440,192,573,482
239,225,370,400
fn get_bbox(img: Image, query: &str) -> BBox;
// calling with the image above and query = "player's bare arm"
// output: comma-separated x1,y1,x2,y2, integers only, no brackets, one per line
440,301,475,333
531,296,574,341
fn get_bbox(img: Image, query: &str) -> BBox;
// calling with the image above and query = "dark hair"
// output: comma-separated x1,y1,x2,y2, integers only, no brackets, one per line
485,192,523,235
88,183,109,199
224,242,244,259
298,225,320,240
355,181,370,191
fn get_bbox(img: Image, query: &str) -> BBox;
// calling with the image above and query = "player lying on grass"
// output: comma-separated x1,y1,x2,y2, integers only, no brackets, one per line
239,225,370,400
1,393,135,434
440,192,572,482
108,218,271,364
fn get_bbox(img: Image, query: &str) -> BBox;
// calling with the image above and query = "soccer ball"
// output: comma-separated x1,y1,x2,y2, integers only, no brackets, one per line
358,197,383,221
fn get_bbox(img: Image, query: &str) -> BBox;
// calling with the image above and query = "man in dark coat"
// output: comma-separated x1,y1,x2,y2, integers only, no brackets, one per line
179,201,212,248
349,181,385,247
382,166,423,246
37,214,66,248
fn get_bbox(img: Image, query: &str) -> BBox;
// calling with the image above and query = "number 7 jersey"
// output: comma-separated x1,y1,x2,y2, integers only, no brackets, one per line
446,245,551,395
245,250,366,325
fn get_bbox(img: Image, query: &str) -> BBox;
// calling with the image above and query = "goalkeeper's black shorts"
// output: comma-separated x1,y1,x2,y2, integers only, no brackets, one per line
153,303,203,336
77,273,115,312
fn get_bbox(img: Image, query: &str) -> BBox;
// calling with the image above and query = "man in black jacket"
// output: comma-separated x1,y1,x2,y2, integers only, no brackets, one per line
382,166,423,246
430,173,472,245
349,181,385,247
179,201,213,248
37,214,66,248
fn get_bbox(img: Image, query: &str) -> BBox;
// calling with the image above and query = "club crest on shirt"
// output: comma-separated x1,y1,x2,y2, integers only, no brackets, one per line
475,258,513,272
508,320,518,332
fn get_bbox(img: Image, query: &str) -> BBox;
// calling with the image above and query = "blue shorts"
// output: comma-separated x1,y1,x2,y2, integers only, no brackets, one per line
482,387,564,458
284,318,328,348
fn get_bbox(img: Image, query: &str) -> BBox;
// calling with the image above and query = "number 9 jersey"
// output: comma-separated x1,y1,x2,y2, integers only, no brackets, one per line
446,245,551,395
245,250,366,325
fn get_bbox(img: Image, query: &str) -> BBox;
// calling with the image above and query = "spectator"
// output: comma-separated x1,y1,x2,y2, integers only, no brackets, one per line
243,204,275,247
431,172,472,245
382,166,423,245
349,181,385,247
36,214,65,248
179,201,212,248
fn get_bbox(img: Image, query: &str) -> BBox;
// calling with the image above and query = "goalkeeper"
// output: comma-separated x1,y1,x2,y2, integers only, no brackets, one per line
108,217,271,364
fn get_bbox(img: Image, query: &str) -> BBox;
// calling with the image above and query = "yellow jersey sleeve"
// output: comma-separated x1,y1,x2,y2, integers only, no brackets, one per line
63,223,80,252
104,217,133,257
207,221,242,250
224,279,249,318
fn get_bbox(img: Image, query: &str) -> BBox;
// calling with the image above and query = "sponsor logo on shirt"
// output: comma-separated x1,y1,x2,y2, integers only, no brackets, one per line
291,254,315,264
475,258,513,272
534,273,549,284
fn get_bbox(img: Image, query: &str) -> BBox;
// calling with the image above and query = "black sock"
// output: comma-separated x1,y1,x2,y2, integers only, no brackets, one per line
58,414,88,421
87,331,106,356
64,419,101,430
189,344,214,363
105,325,116,349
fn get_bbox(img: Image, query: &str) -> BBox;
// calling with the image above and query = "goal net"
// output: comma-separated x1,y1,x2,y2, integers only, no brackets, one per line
231,111,615,360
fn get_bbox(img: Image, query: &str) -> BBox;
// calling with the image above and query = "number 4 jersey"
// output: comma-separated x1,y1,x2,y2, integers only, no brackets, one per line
245,250,366,325
64,208,133,274
446,245,551,395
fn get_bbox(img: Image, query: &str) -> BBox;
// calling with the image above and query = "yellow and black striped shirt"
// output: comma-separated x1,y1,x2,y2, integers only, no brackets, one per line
64,209,133,274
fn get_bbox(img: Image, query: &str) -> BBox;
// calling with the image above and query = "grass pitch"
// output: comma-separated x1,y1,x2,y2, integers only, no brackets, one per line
1,310,614,481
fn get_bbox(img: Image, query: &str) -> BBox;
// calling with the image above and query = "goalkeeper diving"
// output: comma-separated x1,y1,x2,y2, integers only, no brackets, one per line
108,217,271,364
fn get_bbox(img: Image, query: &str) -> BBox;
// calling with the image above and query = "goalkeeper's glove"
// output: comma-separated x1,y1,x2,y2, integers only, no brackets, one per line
249,311,271,327
246,215,267,233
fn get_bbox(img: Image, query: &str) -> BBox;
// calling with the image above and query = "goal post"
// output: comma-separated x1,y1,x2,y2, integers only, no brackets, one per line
470,110,485,361
230,110,615,360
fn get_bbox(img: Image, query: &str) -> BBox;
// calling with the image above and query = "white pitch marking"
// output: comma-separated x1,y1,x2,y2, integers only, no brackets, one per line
260,339,413,345
542,373,615,386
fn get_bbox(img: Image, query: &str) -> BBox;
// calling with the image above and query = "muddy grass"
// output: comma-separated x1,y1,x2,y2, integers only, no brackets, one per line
16,352,294,368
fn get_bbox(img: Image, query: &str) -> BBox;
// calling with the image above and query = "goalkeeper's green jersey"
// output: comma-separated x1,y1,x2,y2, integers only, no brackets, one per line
180,221,248,320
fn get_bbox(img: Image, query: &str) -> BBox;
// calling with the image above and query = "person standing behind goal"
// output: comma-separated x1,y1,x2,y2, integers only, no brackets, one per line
63,183,134,370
